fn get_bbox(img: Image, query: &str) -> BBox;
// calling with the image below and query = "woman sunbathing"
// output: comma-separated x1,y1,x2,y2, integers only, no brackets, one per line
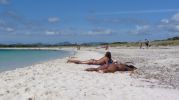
67,52,113,65
85,62,137,73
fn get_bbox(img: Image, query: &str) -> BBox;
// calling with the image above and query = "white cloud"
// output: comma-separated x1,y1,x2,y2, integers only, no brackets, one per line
48,17,60,23
45,30,61,35
161,19,169,23
171,13,179,22
176,25,179,30
24,32,31,35
130,25,151,35
167,25,179,32
0,0,9,4
0,26,15,32
87,16,148,26
6,27,14,32
46,31,56,35
136,25,149,31
159,13,179,33
87,29,113,35
95,9,179,15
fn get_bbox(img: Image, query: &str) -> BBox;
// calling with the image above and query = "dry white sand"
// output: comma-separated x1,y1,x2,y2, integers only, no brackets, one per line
0,47,179,100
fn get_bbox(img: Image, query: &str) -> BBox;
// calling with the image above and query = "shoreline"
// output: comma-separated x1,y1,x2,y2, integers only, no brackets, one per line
0,47,179,100
0,48,76,73
0,47,64,51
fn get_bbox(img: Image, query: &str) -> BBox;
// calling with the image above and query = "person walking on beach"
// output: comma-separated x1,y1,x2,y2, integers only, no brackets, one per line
105,44,109,50
145,39,150,49
139,40,143,49
77,45,80,50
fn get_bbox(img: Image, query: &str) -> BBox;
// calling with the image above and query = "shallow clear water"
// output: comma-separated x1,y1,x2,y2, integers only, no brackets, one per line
0,49,72,72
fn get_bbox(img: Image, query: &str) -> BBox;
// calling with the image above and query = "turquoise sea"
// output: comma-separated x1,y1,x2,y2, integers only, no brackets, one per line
0,49,72,72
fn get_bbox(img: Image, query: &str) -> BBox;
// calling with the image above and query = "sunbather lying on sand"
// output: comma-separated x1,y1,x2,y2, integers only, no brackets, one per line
85,62,137,73
67,52,113,65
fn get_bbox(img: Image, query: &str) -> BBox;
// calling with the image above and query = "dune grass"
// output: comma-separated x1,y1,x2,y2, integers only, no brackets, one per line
109,40,179,47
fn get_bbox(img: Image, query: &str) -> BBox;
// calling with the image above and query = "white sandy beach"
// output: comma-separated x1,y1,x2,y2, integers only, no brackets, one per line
0,47,179,100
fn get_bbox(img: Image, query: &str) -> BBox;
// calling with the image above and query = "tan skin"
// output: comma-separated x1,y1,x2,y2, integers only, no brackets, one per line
85,63,137,73
67,56,110,65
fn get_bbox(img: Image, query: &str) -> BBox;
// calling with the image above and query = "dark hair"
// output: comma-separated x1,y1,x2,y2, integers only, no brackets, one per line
105,52,111,59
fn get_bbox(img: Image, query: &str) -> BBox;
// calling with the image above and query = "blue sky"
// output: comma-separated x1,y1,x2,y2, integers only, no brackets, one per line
0,0,179,44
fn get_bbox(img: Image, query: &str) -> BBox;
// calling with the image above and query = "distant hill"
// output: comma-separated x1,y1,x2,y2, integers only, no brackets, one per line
81,42,108,46
1,36,179,47
167,36,179,40
55,42,76,46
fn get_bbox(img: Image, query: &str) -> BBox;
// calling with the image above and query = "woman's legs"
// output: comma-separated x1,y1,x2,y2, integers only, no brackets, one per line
67,59,81,64
67,59,95,64
82,59,97,64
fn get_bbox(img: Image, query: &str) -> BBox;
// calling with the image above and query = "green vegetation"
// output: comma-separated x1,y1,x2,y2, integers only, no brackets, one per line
109,36,179,47
109,42,138,47
151,36,179,46
109,40,179,47
151,40,179,46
